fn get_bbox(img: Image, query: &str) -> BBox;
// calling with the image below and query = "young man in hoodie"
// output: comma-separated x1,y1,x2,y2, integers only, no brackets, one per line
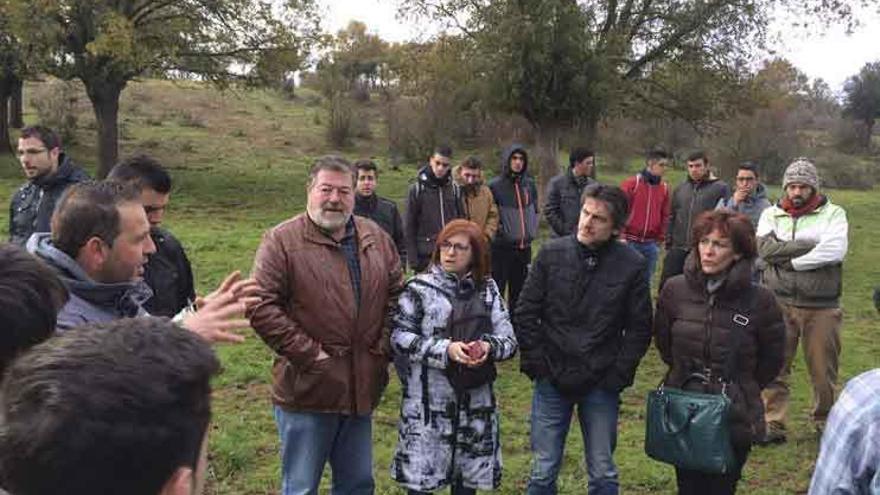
489,144,539,306
454,156,499,241
716,161,771,227
660,150,730,288
9,126,89,246
404,146,464,272
544,147,596,237
620,149,671,290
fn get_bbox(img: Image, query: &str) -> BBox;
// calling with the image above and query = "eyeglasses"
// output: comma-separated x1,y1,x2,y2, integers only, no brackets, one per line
440,241,470,252
735,176,756,182
17,148,48,157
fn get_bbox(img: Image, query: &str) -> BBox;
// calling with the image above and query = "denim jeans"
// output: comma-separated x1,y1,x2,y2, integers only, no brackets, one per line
273,407,374,495
627,241,659,291
526,379,620,495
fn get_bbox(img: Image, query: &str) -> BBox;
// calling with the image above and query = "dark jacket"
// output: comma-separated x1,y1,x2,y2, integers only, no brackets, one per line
355,193,405,262
489,145,539,249
404,166,464,271
27,233,152,331
513,236,652,397
668,176,730,249
143,227,196,318
9,153,89,246
654,254,786,450
544,169,595,237
248,214,404,415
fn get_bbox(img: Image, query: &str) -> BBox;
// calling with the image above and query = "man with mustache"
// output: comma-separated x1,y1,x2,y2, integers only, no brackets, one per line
249,156,404,495
453,156,499,241
755,158,849,445
9,126,89,246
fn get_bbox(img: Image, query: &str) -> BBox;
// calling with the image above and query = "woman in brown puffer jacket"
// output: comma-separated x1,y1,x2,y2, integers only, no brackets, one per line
653,210,786,495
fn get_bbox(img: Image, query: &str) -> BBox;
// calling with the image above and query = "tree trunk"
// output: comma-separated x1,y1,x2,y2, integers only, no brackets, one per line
85,81,124,178
10,79,23,129
533,123,562,211
0,95,11,154
865,119,875,151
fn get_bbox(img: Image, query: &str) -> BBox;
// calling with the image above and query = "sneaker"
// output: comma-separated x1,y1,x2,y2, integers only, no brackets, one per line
755,422,787,446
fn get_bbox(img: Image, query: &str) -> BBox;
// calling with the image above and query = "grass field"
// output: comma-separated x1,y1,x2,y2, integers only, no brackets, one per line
1,79,878,494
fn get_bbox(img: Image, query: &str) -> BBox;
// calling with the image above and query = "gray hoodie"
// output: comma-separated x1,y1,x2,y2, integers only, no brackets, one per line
28,233,153,331
715,182,772,227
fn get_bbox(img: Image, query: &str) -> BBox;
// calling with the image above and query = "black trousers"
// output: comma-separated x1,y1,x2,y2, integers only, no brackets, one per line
408,479,475,495
660,247,689,289
674,448,748,495
491,244,531,308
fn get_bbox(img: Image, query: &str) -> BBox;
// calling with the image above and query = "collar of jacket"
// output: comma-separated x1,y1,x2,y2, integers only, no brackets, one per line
640,168,662,185
355,193,378,213
32,153,74,189
418,165,450,188
683,251,753,296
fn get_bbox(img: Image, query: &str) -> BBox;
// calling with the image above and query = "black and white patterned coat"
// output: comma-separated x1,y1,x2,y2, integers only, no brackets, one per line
390,266,517,492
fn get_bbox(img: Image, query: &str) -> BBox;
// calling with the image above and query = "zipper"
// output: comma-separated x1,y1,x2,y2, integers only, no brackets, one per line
514,181,526,249
685,182,699,246
791,217,799,303
703,292,716,382
440,187,446,228
642,182,653,241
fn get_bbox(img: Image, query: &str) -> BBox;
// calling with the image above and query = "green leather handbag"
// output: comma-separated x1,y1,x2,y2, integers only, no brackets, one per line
644,375,738,474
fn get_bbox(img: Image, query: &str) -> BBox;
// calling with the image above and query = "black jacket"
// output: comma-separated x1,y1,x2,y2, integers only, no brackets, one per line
354,193,405,262
544,170,595,237
404,166,464,271
668,176,730,249
489,144,539,249
143,227,196,317
513,236,652,396
9,153,89,246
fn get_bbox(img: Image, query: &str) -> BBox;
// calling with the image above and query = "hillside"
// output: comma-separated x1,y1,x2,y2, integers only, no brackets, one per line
1,79,878,494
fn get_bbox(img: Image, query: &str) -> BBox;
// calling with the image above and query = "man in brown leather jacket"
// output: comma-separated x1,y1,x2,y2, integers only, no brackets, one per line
249,155,404,495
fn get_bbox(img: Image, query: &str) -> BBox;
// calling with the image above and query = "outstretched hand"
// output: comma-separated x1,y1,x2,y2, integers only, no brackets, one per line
183,270,261,343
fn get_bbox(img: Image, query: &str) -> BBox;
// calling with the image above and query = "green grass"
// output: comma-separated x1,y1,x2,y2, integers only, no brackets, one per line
2,79,879,494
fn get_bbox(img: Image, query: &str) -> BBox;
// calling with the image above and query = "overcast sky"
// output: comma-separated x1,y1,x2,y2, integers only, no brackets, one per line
319,0,880,93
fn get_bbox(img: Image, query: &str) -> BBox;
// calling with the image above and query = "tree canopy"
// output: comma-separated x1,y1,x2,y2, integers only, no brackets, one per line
843,61,880,149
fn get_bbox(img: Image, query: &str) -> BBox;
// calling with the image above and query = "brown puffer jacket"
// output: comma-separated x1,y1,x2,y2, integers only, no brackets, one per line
249,214,404,415
653,254,785,450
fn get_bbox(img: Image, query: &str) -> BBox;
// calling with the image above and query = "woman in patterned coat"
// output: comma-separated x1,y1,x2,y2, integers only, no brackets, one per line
391,219,518,494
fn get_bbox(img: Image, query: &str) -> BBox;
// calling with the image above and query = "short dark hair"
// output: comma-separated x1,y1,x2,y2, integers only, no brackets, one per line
308,155,354,188
431,219,491,283
20,125,61,150
646,148,671,162
569,148,595,168
433,145,453,159
581,183,630,231
0,317,220,495
738,161,760,177
460,156,483,170
51,181,142,259
687,150,708,164
0,244,68,378
691,210,757,260
108,154,173,194
353,159,378,175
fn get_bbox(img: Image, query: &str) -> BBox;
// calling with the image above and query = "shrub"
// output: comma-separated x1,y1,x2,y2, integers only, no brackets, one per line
30,79,80,145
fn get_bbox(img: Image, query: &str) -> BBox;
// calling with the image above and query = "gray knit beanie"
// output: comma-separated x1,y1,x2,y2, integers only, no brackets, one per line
782,158,819,190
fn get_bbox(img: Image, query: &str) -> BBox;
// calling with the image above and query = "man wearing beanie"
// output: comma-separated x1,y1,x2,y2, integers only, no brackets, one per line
755,158,849,444
544,147,596,237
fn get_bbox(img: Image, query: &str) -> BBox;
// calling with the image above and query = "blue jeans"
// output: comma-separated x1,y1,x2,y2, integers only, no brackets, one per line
526,379,620,495
274,407,374,495
627,241,659,291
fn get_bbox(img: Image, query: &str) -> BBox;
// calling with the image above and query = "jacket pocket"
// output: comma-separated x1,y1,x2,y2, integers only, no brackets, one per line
292,355,349,408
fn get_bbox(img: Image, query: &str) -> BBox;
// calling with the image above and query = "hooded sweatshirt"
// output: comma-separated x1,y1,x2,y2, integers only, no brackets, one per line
9,153,90,246
28,233,153,331
488,145,539,249
715,182,772,227
404,165,465,270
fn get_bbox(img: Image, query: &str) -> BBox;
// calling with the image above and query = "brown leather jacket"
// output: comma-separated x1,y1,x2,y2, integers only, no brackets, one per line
249,214,404,415
654,254,785,450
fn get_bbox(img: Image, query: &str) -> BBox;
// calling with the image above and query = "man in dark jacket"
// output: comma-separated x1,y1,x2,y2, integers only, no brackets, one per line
715,161,771,227
660,150,730,288
515,184,652,495
9,126,89,246
545,147,596,237
404,146,464,272
353,159,405,262
108,155,196,318
489,144,539,306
